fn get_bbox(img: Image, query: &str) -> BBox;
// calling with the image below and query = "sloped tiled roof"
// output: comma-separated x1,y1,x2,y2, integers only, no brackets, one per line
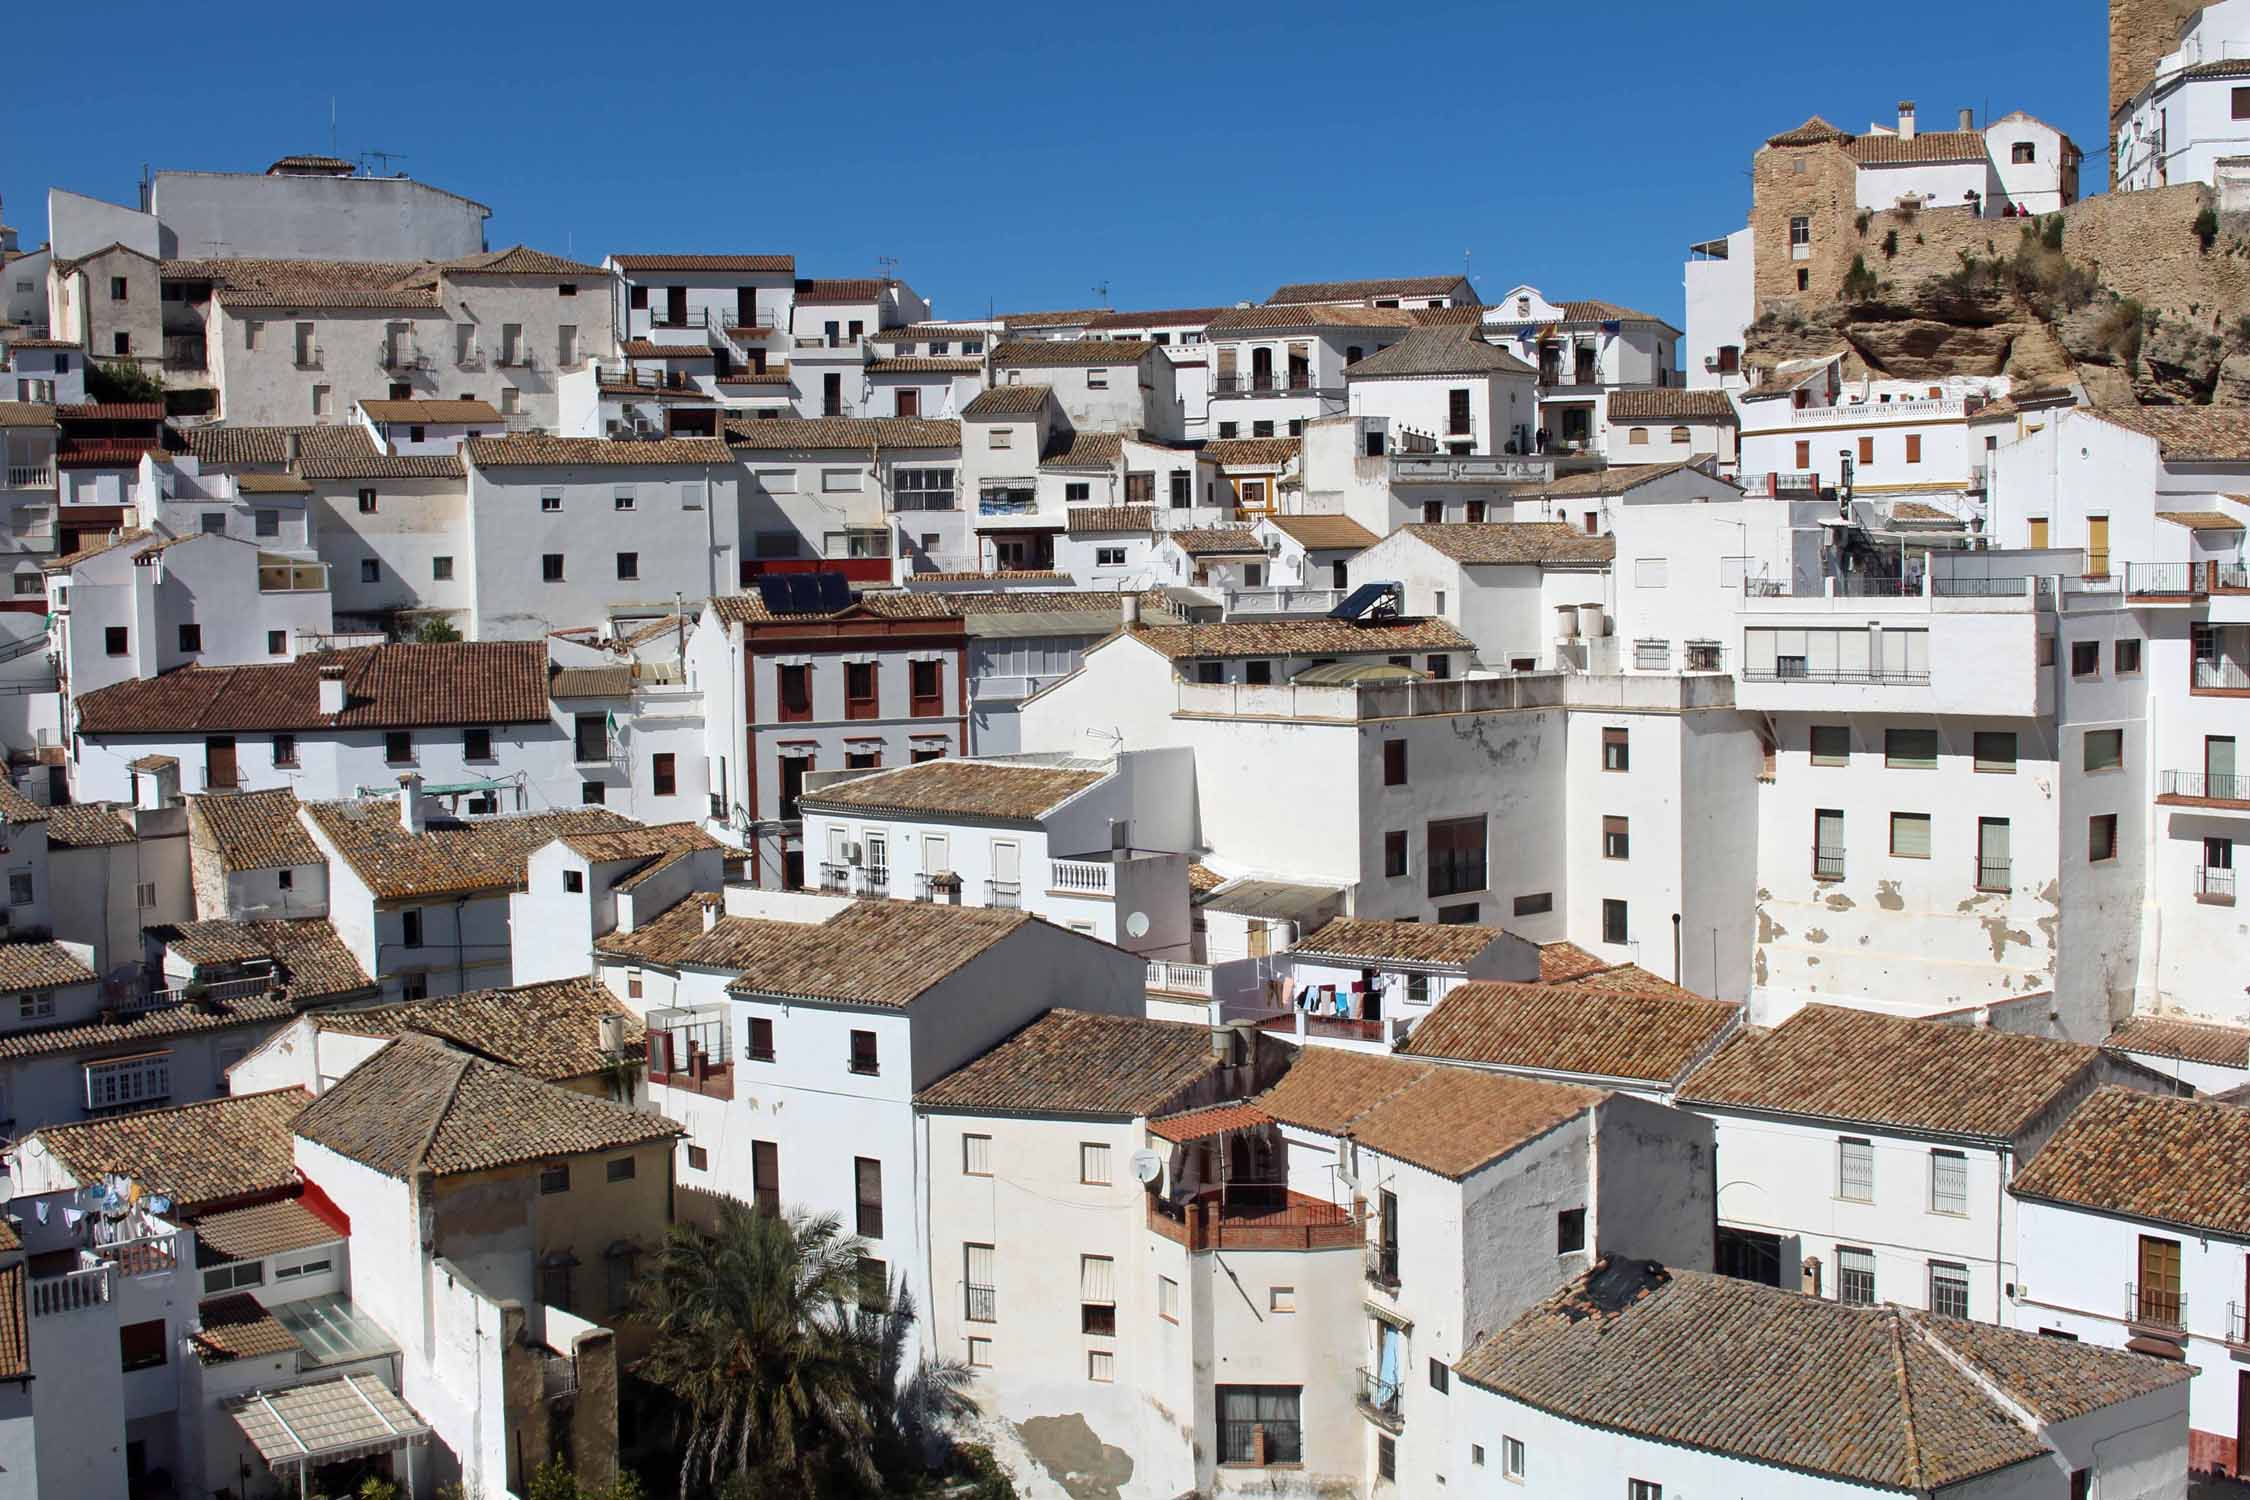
441,245,607,278
190,257,442,310
2156,510,2245,531
1066,505,1155,535
1268,515,1378,550
794,278,888,302
296,452,465,481
1085,307,1229,329
1454,1261,2186,1490
1130,616,1472,659
1293,916,1502,967
183,424,378,468
295,1036,680,1179
2011,1087,2250,1237
2082,406,2250,462
1765,115,1854,148
0,402,56,428
594,897,814,970
0,985,305,1062
997,309,1108,328
302,803,639,901
313,975,640,1083
619,339,714,360
465,435,732,467
1040,431,1125,468
1208,304,1418,331
2106,1013,2250,1067
1400,521,1616,565
726,416,959,450
992,339,1154,367
1344,327,1535,379
0,1264,21,1378
727,900,1036,1008
962,385,1052,418
800,758,1102,823
1520,460,1730,501
39,801,136,849
1147,1099,1273,1143
190,788,322,873
1200,437,1299,467
189,1294,302,1365
1850,129,1987,165
1542,941,1616,983
1266,276,1466,305
1165,525,1265,557
612,253,794,273
75,641,551,734
867,356,984,374
192,1197,343,1262
232,471,314,494
1402,981,1740,1085
146,917,373,1003
1606,388,1739,422
1256,1047,1599,1179
359,399,502,423
0,942,96,992
1679,1003,2108,1141
26,1087,312,1210
915,1009,1223,1116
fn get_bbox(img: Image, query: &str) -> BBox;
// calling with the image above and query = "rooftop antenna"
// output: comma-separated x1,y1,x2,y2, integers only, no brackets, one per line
362,149,407,177
330,97,337,157
877,255,900,283
1092,281,1111,309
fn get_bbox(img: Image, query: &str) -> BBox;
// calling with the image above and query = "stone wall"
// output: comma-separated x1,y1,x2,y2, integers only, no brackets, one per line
1750,140,1861,311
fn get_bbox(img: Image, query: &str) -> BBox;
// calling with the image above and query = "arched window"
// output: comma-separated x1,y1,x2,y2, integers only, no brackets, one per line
1670,426,1691,443
1628,427,1649,445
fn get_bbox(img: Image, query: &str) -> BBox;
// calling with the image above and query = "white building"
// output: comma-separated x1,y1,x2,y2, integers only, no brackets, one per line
147,155,492,263
1737,352,2007,503
1341,326,1539,457
1343,521,1614,671
1454,1259,2188,1500
1478,286,1682,458
2116,0,2250,197
1684,227,1755,391
1203,305,1413,442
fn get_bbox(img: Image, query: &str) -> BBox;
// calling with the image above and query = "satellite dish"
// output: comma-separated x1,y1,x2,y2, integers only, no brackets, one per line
1124,911,1151,940
1130,1149,1165,1185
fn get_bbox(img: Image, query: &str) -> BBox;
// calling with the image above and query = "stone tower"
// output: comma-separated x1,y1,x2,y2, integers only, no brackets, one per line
2110,0,2204,120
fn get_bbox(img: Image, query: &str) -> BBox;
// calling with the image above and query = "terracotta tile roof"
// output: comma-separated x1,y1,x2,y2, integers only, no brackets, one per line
267,154,355,173
190,789,322,872
1200,437,1299,467
2082,406,2250,461
1085,307,1230,329
1538,941,1607,982
189,1294,302,1365
1606,389,1739,422
1402,981,1739,1084
993,339,1155,368
2011,1086,2250,1236
1130,616,1472,660
1268,515,1378,550
465,435,731,468
0,402,55,428
2184,57,2250,81
1678,1003,2107,1140
2106,1014,2250,1067
549,665,635,699
1294,916,1502,967
40,802,135,849
794,278,887,302
233,471,314,494
192,257,443,311
1521,460,1727,501
556,821,719,864
26,1087,311,1210
1556,299,1676,326
1208,304,1418,331
441,245,607,278
706,588,962,627
359,399,502,423
55,401,164,422
595,897,814,970
1765,115,1854,147
1889,501,1958,521
712,368,792,386
1568,963,1707,1002
1165,525,1265,557
2157,510,2245,530
315,975,640,1082
1455,1261,2186,1489
1345,327,1535,379
146,917,373,1003
726,900,1036,1008
75,641,551,734
295,1035,682,1178
801,758,1103,823
0,1264,24,1379
619,339,714,360
1257,1047,1598,1178
46,527,149,577
1187,862,1225,894
1401,521,1616,565
1066,505,1155,534
183,425,379,468
867,356,984,374
915,1009,1225,1116
298,452,467,480
612,253,794,273
192,1197,343,1262
962,385,1053,418
0,337,80,352
0,782,46,828
0,987,307,1063
949,588,1166,616
0,942,94,992
1148,1099,1272,1143
1850,129,1987,165
302,803,641,901
1040,432,1125,468
1265,276,1466,305
913,569,1075,583
726,416,959,450
997,309,1107,328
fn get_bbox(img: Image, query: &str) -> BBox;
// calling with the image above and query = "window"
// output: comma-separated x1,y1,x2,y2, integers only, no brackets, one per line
1169,470,1191,507
542,554,564,582
1628,426,1648,445
2089,813,2119,862
910,659,942,716
1377,1442,1400,1485
2116,638,2142,674
777,663,811,721
1890,812,1931,858
1602,815,1630,859
401,909,423,948
358,488,378,514
359,560,380,585
1088,1349,1114,1382
686,1145,708,1171
1081,1254,1117,1334
273,1255,332,1281
2237,85,2250,120
1557,1207,1586,1254
120,1319,167,1373
1383,830,1407,878
1601,898,1628,944
747,1016,775,1062
1217,1386,1302,1466
609,551,638,582
848,1028,879,1076
651,752,676,796
841,661,879,719
1217,422,1238,439
1837,1245,1876,1306
86,1054,170,1111
109,275,129,302
1885,728,1938,769
607,1155,636,1183
1810,724,1850,765
267,628,289,656
1904,433,1922,464
1789,215,1810,247
1513,892,1555,918
2084,728,2123,772
1629,1483,1662,1500
541,489,562,513
962,1133,991,1175
563,870,585,894
752,1140,780,1216
1601,726,1629,771
464,728,492,761
2071,639,2102,679
1973,731,2017,773
1427,815,1486,897
1502,1436,1525,1478
987,427,1012,450
1838,1137,1874,1202
1382,739,1407,787
1426,1356,1449,1393
386,730,413,764
1252,420,1274,438
273,733,298,767
540,1163,570,1194
582,781,606,806
105,626,127,656
1080,1142,1112,1184
1633,639,1671,671
968,1337,992,1367
1094,546,1126,567
1930,1149,1968,1216
177,623,202,654
112,331,131,356
855,1156,883,1238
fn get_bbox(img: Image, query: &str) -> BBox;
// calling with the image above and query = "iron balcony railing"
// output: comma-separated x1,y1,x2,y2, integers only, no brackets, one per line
2160,769,2248,803
915,872,962,903
1742,664,1933,686
2230,1301,2250,1348
1976,857,2011,893
818,862,851,893
2200,864,2237,904
1217,1417,1302,1466
856,867,889,898
647,307,720,330
964,1283,996,1323
1365,1243,1400,1290
2195,656,2250,691
1357,1367,1404,1426
986,879,1021,909
2126,561,2204,597
1812,844,1846,880
1212,372,1315,395
2128,1281,2186,1333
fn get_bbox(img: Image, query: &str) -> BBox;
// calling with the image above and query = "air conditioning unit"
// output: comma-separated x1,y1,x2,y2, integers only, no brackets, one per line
843,841,864,866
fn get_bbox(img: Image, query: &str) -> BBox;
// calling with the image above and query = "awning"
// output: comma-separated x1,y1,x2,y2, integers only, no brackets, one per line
229,1373,431,1472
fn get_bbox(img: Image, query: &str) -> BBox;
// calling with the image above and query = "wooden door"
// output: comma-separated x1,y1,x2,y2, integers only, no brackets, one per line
2137,1234,2181,1323
2238,1372,2250,1476
896,386,919,417
665,286,688,327
2027,518,2050,549
2086,516,2111,578
204,736,237,791
736,287,757,326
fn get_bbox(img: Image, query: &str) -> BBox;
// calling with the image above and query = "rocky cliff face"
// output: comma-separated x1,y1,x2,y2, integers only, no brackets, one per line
1743,185,2250,405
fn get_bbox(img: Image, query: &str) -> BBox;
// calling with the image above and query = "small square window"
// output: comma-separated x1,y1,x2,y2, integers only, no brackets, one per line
962,1134,992,1175
2089,812,2119,862
686,1144,709,1171
1080,1142,1111,1185
1602,726,1629,771
607,1156,636,1182
1602,815,1629,860
540,1163,570,1194
1556,1207,1587,1253
1268,1285,1295,1313
2084,728,2124,773
563,870,585,893
2116,638,2142,674
360,560,380,584
2071,640,2100,678
267,629,287,656
1428,1356,1448,1392
1809,724,1849,765
1974,731,2018,773
968,1337,992,1368
1503,1437,1526,1478
1088,1349,1114,1382
1384,830,1407,878
542,554,565,582
177,624,202,654
541,490,562,513
464,728,492,760
358,489,377,514
1885,728,1938,769
433,556,454,581
1601,899,1627,944
105,627,128,656
616,552,639,581
385,731,413,764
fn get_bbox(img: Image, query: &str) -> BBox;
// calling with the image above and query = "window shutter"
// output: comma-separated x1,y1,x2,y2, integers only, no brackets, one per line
1838,1137,1874,1200
965,1243,995,1286
1891,813,1931,858
1081,1255,1116,1305
1930,1150,1968,1215
963,1134,991,1175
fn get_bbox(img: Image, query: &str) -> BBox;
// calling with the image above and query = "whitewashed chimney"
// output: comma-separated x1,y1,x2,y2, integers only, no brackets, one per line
1897,101,1917,140
317,666,346,716
1121,594,1142,627
396,772,424,834
1958,107,1974,131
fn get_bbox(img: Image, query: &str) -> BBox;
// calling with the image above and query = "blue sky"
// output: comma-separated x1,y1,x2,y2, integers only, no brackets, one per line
4,0,2109,328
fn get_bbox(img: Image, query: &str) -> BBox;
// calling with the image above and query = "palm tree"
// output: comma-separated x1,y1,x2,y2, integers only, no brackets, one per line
637,1201,877,1496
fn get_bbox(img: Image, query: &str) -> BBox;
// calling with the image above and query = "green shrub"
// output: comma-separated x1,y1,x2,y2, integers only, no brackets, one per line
2096,298,2147,365
2195,206,2220,251
1854,209,1871,236
2041,214,2064,251
87,359,164,404
1839,255,1880,301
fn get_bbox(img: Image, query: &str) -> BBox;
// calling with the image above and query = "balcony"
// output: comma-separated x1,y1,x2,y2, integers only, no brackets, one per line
1225,585,1346,617
646,1008,732,1100
1734,472,1821,499
4,466,54,491
163,335,207,372
1813,844,1846,881
29,1259,112,1317
1213,373,1318,397
2127,1281,2186,1336
2200,864,2237,905
1147,1186,1362,1252
380,344,428,372
986,879,1020,909
597,364,708,395
915,871,963,903
856,866,890,899
1740,663,1933,686
2157,770,2250,810
1049,858,1114,897
1365,1242,1400,1291
1147,959,1212,997
819,862,851,893
1356,1367,1404,1432
1976,857,2011,893
964,1283,996,1323
890,489,956,512
258,559,328,593
2126,562,2206,601
647,307,719,331
977,495,1039,517
293,344,324,371
2194,629,2250,694
2230,1301,2250,1351
1258,1011,1401,1046
1785,395,1969,426
124,972,275,1015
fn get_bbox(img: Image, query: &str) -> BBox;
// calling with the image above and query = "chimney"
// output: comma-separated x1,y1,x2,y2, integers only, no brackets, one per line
317,666,346,716
285,432,301,465
597,1013,625,1056
700,895,721,933
1121,593,1142,628
1897,101,1916,140
396,772,424,835
1959,106,1975,131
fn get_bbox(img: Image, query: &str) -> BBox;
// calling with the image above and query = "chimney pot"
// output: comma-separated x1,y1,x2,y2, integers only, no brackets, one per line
701,896,720,933
1959,106,1975,131
1121,593,1142,628
1897,100,1917,140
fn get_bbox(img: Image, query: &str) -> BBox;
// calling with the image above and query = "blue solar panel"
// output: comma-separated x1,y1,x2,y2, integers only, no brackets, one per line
755,571,856,615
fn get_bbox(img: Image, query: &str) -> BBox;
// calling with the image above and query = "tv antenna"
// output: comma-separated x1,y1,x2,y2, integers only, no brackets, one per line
876,255,899,282
1092,280,1111,308
361,149,408,177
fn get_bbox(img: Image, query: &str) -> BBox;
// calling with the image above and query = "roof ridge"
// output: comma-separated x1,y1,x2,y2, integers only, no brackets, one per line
1898,1308,2045,1439
1886,1310,1928,1490
403,1039,476,1176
